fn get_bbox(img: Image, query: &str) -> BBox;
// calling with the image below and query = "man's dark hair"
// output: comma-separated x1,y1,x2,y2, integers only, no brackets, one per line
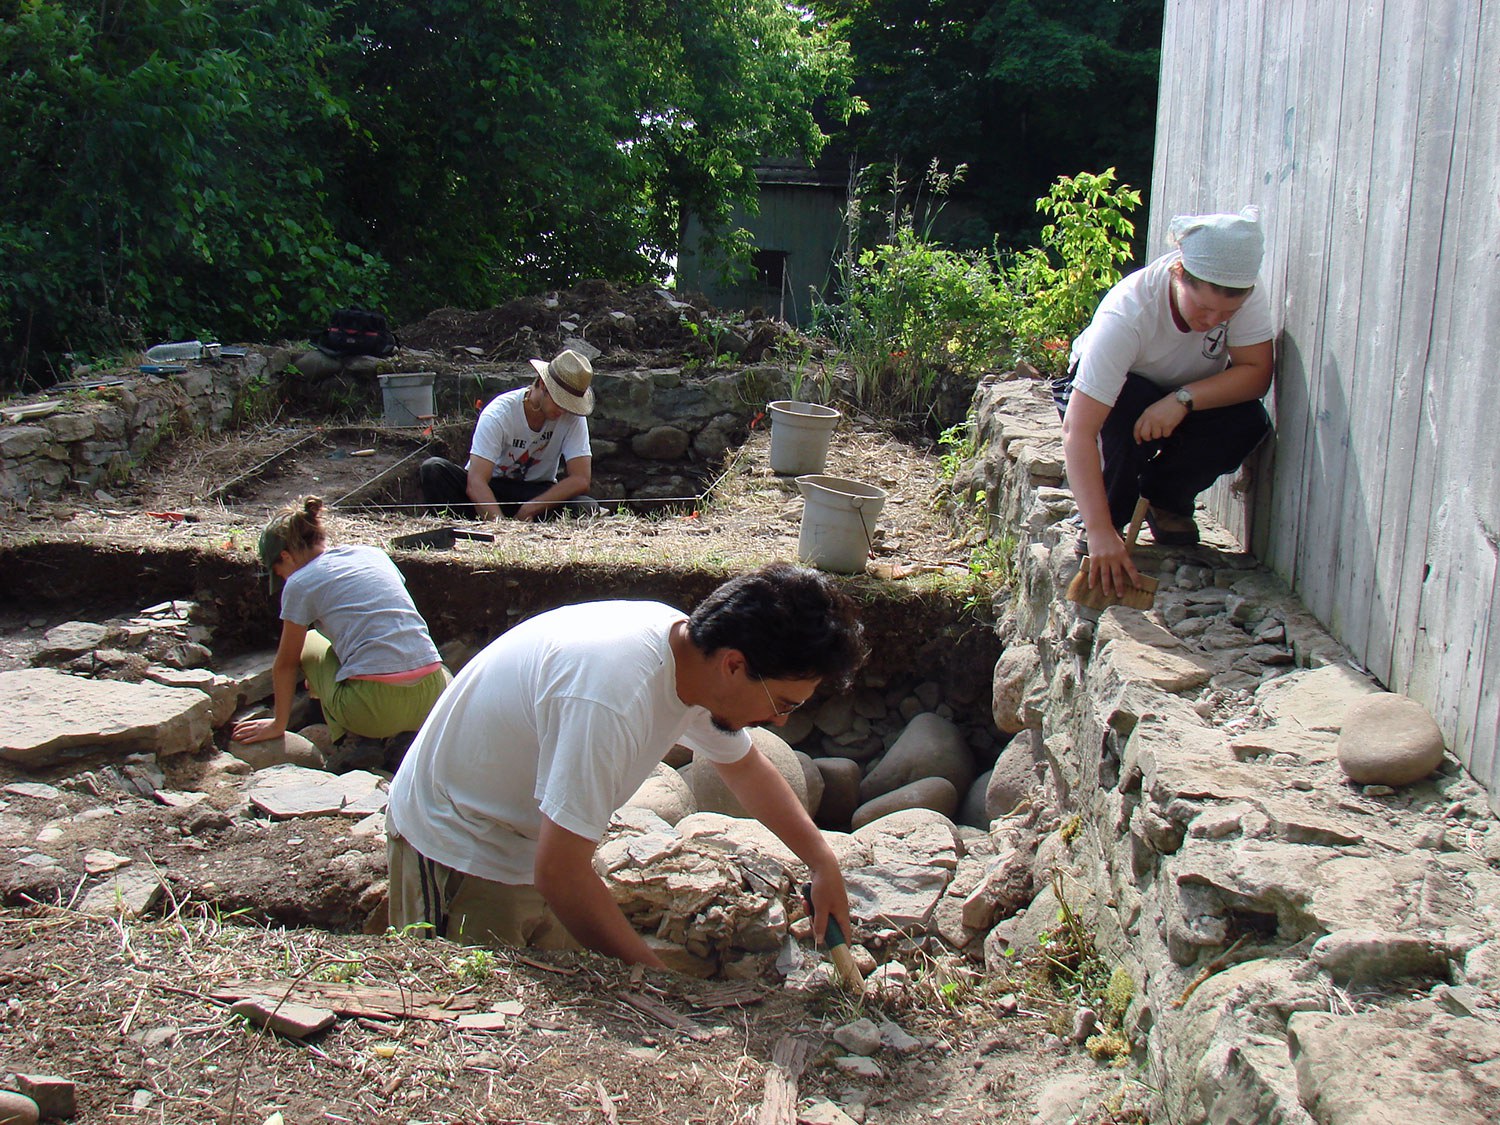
688,563,867,691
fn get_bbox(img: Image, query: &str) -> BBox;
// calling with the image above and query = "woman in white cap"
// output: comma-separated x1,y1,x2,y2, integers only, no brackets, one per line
1054,207,1275,596
419,348,600,521
233,496,451,747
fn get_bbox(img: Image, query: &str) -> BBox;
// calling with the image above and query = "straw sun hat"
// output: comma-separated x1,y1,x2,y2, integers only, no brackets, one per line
529,349,596,415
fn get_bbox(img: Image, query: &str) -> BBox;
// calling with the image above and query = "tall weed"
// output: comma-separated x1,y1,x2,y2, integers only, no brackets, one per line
818,162,1010,424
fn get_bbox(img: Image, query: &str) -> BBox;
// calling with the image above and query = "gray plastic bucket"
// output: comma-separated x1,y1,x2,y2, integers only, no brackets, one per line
768,400,840,475
379,371,435,426
796,474,886,574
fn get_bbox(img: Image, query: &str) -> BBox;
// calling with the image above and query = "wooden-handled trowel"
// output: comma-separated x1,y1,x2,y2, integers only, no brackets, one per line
801,883,864,992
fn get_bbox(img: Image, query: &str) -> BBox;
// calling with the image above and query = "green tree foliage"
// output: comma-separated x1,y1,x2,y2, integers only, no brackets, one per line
1002,168,1141,376
0,0,383,382
322,0,854,316
815,0,1161,248
0,0,852,386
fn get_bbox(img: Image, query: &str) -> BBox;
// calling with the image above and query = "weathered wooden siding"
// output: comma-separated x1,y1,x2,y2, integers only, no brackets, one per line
1152,0,1500,806
676,184,845,324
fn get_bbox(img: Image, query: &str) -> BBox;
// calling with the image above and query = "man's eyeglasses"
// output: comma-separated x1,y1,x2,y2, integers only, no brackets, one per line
757,676,806,718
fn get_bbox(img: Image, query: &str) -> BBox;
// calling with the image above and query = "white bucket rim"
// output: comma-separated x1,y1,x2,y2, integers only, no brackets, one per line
378,371,436,386
795,474,887,503
768,400,840,421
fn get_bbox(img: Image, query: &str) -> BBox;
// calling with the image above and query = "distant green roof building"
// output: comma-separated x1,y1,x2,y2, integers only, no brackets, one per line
676,156,849,325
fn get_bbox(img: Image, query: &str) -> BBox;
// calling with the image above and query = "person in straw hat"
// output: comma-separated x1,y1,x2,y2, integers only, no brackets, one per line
1053,206,1276,597
420,348,600,521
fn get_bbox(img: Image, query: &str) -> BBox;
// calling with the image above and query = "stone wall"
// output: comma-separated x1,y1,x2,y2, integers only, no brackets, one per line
426,363,797,504
0,354,800,507
0,356,272,504
968,369,1500,1124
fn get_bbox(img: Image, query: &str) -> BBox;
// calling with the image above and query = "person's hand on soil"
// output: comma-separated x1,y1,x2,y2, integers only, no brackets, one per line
1085,526,1144,598
1133,395,1190,444
231,718,285,744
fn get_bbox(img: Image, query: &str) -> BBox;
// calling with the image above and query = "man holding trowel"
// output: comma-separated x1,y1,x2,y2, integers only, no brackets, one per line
385,563,866,969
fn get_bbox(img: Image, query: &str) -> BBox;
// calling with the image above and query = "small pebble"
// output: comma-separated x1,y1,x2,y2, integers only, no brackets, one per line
1416,825,1446,850
1070,1007,1099,1043
1362,784,1397,798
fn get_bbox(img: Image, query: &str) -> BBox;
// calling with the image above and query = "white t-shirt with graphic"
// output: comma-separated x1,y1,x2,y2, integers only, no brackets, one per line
465,387,591,482
1069,250,1275,408
387,601,751,885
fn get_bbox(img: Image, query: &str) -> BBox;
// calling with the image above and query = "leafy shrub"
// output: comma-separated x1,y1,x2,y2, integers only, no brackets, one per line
818,164,1011,423
1001,169,1142,378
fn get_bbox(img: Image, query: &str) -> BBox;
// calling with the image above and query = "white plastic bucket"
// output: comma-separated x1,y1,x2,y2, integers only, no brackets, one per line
768,400,840,475
379,372,435,426
796,474,886,575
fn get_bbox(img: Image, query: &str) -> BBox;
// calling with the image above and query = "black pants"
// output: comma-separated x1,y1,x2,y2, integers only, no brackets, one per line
418,456,600,520
1053,371,1270,529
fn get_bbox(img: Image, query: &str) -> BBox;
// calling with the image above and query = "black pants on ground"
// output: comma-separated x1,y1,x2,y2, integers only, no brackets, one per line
418,456,600,520
1053,370,1270,529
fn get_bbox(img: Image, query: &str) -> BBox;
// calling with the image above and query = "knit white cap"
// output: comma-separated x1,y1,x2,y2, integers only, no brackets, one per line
1168,206,1264,288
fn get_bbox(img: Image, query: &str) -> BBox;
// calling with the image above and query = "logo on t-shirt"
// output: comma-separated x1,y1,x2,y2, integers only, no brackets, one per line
1201,324,1228,359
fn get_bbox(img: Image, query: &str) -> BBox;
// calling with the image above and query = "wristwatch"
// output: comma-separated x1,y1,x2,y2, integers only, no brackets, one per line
1174,387,1195,411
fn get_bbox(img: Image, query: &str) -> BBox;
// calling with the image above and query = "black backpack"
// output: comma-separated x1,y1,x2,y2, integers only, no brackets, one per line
312,308,399,357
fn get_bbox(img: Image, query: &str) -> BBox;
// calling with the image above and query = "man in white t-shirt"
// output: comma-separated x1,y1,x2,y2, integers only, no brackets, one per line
420,348,600,521
385,563,868,969
1056,208,1276,596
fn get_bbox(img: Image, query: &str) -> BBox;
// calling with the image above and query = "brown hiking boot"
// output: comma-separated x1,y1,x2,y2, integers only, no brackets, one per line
1145,504,1199,547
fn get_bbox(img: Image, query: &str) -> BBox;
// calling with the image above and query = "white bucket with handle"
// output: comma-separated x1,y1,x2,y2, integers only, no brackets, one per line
795,474,886,574
769,400,840,475
379,371,435,426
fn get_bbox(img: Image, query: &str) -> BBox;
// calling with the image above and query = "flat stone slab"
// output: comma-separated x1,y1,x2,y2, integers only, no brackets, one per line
247,765,385,819
1289,1008,1500,1124
1255,664,1378,732
230,995,337,1039
1170,840,1478,940
844,861,949,930
4,782,63,801
0,669,213,767
79,870,163,917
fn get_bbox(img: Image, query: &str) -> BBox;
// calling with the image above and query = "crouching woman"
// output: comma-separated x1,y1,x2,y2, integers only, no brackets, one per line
232,496,450,745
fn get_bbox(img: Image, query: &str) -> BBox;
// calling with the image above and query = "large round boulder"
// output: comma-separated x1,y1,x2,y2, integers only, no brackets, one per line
795,751,825,819
813,757,863,828
986,729,1043,819
686,726,811,816
992,643,1040,734
1336,693,1445,786
859,712,974,805
625,762,696,825
959,769,993,829
850,777,959,830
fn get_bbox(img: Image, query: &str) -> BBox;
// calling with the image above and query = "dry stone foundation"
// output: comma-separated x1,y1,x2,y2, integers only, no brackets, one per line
968,368,1500,1124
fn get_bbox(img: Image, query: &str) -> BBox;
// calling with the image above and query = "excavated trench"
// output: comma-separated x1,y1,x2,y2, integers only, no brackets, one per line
0,403,1007,958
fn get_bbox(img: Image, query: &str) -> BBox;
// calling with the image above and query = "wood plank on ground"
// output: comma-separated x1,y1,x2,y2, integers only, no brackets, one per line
755,1035,812,1125
211,979,481,1021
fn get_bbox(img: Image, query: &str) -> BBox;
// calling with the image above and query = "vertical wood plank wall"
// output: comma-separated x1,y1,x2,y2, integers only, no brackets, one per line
1151,0,1500,806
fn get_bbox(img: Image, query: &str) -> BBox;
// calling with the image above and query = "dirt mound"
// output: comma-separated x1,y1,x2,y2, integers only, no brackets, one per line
398,282,790,368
